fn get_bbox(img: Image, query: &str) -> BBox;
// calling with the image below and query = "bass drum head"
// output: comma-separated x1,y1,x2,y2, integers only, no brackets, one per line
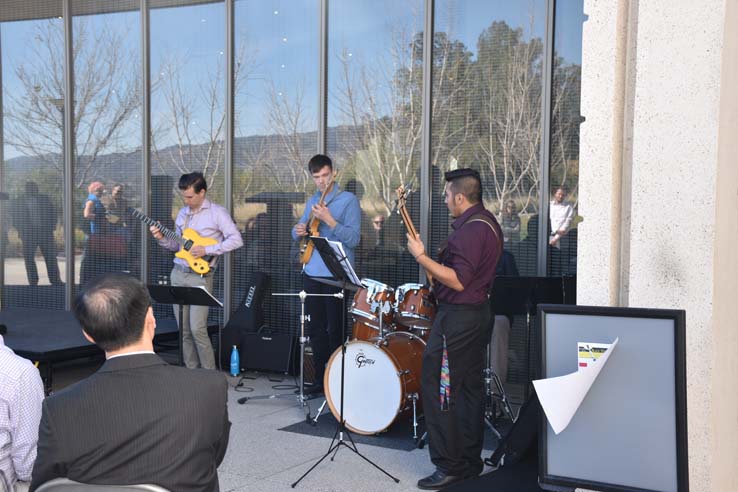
323,340,402,435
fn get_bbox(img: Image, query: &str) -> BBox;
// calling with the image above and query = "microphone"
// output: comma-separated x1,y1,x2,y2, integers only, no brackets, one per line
0,324,6,335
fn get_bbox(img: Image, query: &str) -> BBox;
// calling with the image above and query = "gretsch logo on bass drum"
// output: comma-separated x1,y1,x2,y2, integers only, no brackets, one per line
355,350,375,368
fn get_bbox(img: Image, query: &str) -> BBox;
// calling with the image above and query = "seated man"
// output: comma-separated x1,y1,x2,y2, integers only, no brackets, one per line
30,274,231,492
1,331,44,492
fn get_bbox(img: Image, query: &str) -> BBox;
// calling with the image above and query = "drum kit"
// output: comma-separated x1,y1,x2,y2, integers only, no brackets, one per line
319,278,435,438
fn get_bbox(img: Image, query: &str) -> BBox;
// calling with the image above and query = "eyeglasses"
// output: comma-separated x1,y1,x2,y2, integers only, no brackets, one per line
373,220,384,225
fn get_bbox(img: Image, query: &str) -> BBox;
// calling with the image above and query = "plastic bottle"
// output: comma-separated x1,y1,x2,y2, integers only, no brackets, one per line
230,345,240,377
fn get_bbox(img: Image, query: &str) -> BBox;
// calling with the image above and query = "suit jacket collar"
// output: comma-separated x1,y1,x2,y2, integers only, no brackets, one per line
98,353,168,373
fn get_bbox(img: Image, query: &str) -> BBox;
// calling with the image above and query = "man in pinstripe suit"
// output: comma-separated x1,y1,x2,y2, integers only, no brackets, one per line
30,274,231,492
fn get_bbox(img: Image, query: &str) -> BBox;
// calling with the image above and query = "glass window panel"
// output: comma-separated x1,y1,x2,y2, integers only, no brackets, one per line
432,0,546,397
233,0,318,335
2,2,65,308
328,0,425,289
149,1,226,325
72,0,143,291
548,0,583,278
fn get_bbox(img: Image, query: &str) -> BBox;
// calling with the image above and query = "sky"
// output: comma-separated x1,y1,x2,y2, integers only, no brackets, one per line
1,0,584,160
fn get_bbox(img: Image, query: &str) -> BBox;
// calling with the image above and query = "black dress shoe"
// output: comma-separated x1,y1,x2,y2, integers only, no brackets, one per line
417,470,462,490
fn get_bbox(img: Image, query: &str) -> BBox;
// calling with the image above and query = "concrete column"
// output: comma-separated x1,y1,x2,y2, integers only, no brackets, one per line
580,1,737,490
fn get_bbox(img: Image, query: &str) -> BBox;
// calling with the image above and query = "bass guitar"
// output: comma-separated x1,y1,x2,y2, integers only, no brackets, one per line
299,171,338,264
396,185,434,286
129,207,218,275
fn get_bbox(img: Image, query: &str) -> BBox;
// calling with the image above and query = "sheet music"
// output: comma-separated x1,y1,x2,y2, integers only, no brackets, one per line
326,239,362,286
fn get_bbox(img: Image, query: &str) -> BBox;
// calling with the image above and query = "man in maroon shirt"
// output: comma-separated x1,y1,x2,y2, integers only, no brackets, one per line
406,168,502,490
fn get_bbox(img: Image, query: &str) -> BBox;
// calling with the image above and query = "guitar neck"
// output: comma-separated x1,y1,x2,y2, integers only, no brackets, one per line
129,208,186,247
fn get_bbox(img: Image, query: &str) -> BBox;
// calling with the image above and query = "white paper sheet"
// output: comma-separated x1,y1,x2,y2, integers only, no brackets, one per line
326,238,362,286
533,337,619,434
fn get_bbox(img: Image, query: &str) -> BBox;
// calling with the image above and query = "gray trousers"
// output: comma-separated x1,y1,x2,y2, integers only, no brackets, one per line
170,267,216,370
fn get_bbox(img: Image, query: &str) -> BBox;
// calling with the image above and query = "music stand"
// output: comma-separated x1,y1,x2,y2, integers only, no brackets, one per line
148,284,223,367
291,237,398,488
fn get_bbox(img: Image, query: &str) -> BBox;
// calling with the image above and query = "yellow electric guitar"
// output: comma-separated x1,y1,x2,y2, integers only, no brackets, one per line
129,208,218,275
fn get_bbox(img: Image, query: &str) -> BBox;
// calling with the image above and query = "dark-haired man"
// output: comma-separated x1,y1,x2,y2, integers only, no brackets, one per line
150,172,243,369
30,273,230,491
405,168,502,489
292,154,361,394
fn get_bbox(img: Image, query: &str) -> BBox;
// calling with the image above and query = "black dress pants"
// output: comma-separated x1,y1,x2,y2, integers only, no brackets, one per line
303,275,344,386
421,301,490,476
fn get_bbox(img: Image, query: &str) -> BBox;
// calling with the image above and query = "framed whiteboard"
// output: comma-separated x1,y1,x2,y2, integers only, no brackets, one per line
537,305,688,492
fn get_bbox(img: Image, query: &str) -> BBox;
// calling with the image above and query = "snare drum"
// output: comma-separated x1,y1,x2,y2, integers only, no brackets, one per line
323,331,425,435
394,283,436,328
351,278,395,328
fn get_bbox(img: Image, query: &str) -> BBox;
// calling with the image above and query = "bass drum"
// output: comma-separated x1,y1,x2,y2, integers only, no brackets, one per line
323,332,425,435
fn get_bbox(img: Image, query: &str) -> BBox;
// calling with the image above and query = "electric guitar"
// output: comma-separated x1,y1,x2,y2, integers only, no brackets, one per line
299,171,338,264
129,207,218,275
396,185,434,286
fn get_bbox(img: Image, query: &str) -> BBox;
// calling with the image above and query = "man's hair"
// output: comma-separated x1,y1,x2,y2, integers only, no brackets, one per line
553,185,568,195
448,175,482,204
179,172,207,193
73,273,152,352
308,154,333,174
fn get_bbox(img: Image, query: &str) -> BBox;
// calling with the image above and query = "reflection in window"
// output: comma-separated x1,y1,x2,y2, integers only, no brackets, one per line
149,1,226,324
432,0,546,279
328,0,424,288
548,0,583,277
233,0,319,334
2,3,65,307
72,2,143,290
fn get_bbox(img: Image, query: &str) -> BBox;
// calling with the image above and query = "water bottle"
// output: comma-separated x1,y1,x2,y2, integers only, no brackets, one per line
230,345,240,377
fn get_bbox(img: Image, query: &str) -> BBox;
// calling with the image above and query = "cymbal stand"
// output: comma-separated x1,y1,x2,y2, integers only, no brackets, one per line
237,290,337,416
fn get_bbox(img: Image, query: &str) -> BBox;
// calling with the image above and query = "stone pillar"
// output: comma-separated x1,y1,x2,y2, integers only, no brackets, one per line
579,1,738,490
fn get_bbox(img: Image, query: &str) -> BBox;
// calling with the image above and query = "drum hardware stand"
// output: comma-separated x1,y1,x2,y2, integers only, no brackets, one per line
292,236,398,488
483,339,517,438
409,393,420,439
237,290,336,416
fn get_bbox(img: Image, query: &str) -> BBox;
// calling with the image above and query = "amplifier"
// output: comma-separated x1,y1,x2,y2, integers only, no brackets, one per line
241,329,295,374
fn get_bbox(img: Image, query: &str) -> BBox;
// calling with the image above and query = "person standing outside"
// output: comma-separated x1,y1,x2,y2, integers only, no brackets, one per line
149,172,243,370
548,185,575,249
292,154,361,394
405,168,502,490
11,181,62,286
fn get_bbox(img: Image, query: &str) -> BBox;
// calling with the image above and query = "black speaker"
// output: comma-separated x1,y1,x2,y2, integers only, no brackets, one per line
241,328,296,374
488,393,539,467
220,272,270,368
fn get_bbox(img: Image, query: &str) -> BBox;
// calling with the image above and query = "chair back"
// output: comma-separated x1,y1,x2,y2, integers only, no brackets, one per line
35,478,170,492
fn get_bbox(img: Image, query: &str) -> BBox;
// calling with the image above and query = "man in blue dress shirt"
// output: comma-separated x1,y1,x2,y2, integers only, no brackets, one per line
292,154,361,394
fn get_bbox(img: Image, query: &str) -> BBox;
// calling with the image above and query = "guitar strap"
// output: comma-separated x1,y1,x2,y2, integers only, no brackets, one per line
438,212,502,265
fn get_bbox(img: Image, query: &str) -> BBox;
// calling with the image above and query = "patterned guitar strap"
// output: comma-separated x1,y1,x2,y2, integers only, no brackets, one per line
438,211,502,410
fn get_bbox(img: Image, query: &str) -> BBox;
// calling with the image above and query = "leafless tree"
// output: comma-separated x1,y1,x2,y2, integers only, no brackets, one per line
3,19,140,189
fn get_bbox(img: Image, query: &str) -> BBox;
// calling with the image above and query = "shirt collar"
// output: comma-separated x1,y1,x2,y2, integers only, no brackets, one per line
451,202,485,230
187,198,212,215
107,350,156,360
